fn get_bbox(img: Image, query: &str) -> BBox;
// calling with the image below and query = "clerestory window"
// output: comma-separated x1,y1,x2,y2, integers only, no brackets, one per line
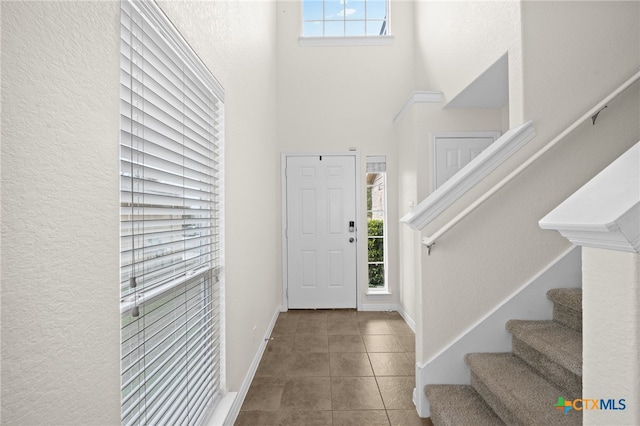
302,0,389,37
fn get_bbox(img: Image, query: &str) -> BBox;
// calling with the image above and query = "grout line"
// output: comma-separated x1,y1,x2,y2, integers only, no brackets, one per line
237,310,417,425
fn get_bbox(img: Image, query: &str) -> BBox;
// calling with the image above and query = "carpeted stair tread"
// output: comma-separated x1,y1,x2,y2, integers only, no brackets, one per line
465,352,581,425
425,385,505,426
546,288,582,312
547,288,582,331
506,320,582,376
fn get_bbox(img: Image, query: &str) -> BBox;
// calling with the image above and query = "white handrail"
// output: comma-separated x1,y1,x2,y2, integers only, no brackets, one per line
423,69,640,250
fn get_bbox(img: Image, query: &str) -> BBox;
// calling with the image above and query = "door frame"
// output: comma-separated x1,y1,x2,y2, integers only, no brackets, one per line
431,131,501,192
281,151,362,311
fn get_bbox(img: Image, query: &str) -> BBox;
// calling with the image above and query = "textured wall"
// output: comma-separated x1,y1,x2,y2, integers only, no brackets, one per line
1,1,121,423
1,1,281,423
583,248,640,425
413,0,524,127
395,105,503,342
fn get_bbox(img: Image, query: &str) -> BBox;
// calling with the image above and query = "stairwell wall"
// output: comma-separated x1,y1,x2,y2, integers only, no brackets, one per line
413,0,524,127
413,0,640,366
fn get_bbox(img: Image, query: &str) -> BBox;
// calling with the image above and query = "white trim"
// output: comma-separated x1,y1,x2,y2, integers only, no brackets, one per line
299,35,394,47
221,306,281,426
539,142,640,253
281,152,362,311
360,303,397,312
400,121,536,232
393,91,444,125
397,303,416,333
365,290,392,297
204,392,236,426
414,246,582,417
430,131,502,193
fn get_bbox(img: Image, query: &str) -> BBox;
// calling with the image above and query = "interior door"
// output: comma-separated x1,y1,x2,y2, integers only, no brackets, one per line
434,134,498,189
285,155,357,309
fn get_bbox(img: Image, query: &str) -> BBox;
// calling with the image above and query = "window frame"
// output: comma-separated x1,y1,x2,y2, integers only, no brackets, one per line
366,156,388,294
299,0,394,47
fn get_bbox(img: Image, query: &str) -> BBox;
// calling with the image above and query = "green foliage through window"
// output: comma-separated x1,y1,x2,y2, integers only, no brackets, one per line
368,219,384,288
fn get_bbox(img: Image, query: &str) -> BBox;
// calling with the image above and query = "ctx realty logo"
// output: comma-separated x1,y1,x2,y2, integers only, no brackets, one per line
554,397,626,414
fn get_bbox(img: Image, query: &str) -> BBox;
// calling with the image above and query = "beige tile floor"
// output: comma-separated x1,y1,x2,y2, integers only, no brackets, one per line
235,309,434,426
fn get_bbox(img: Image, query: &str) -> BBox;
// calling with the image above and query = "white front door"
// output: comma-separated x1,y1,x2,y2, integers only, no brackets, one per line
433,133,499,189
285,155,357,309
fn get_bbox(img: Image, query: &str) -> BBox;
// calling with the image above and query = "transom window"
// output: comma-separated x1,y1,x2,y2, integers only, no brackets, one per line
302,0,389,37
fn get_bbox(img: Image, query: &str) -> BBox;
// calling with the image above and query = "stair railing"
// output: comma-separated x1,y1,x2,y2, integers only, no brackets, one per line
423,69,640,253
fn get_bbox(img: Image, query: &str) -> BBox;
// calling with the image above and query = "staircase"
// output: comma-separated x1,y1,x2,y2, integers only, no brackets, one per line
425,288,582,425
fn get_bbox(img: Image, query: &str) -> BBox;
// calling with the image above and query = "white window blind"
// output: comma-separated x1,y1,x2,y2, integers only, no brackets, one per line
366,156,386,173
120,1,224,425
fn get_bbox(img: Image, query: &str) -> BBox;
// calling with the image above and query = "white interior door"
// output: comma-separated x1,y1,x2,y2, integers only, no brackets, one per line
285,155,357,309
434,133,499,189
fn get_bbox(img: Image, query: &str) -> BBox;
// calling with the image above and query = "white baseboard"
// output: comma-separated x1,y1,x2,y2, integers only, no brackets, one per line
397,304,416,333
415,246,582,417
361,302,398,312
221,306,282,425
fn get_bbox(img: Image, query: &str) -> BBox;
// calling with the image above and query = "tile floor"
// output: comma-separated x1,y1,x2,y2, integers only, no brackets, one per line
235,309,434,426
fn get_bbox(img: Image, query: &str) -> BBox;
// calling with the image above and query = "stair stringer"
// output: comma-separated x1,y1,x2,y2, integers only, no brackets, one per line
414,245,581,418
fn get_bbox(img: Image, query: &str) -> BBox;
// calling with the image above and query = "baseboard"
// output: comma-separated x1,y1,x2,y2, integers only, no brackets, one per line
415,246,581,417
361,303,398,312
221,305,281,425
397,304,416,333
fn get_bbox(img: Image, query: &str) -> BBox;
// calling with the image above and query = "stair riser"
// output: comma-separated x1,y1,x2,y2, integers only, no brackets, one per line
512,337,582,399
426,385,506,426
553,304,582,332
470,371,523,425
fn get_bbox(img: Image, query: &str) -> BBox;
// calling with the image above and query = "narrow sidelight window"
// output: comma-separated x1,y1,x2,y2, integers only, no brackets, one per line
366,156,387,292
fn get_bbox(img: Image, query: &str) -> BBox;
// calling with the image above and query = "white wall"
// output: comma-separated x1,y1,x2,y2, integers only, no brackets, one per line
276,0,415,310
1,2,121,423
413,0,639,363
583,248,640,425
1,0,280,422
395,104,503,331
413,0,524,127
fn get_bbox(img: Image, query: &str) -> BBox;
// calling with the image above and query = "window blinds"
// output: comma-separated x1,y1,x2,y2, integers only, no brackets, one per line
120,1,224,425
366,156,387,173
